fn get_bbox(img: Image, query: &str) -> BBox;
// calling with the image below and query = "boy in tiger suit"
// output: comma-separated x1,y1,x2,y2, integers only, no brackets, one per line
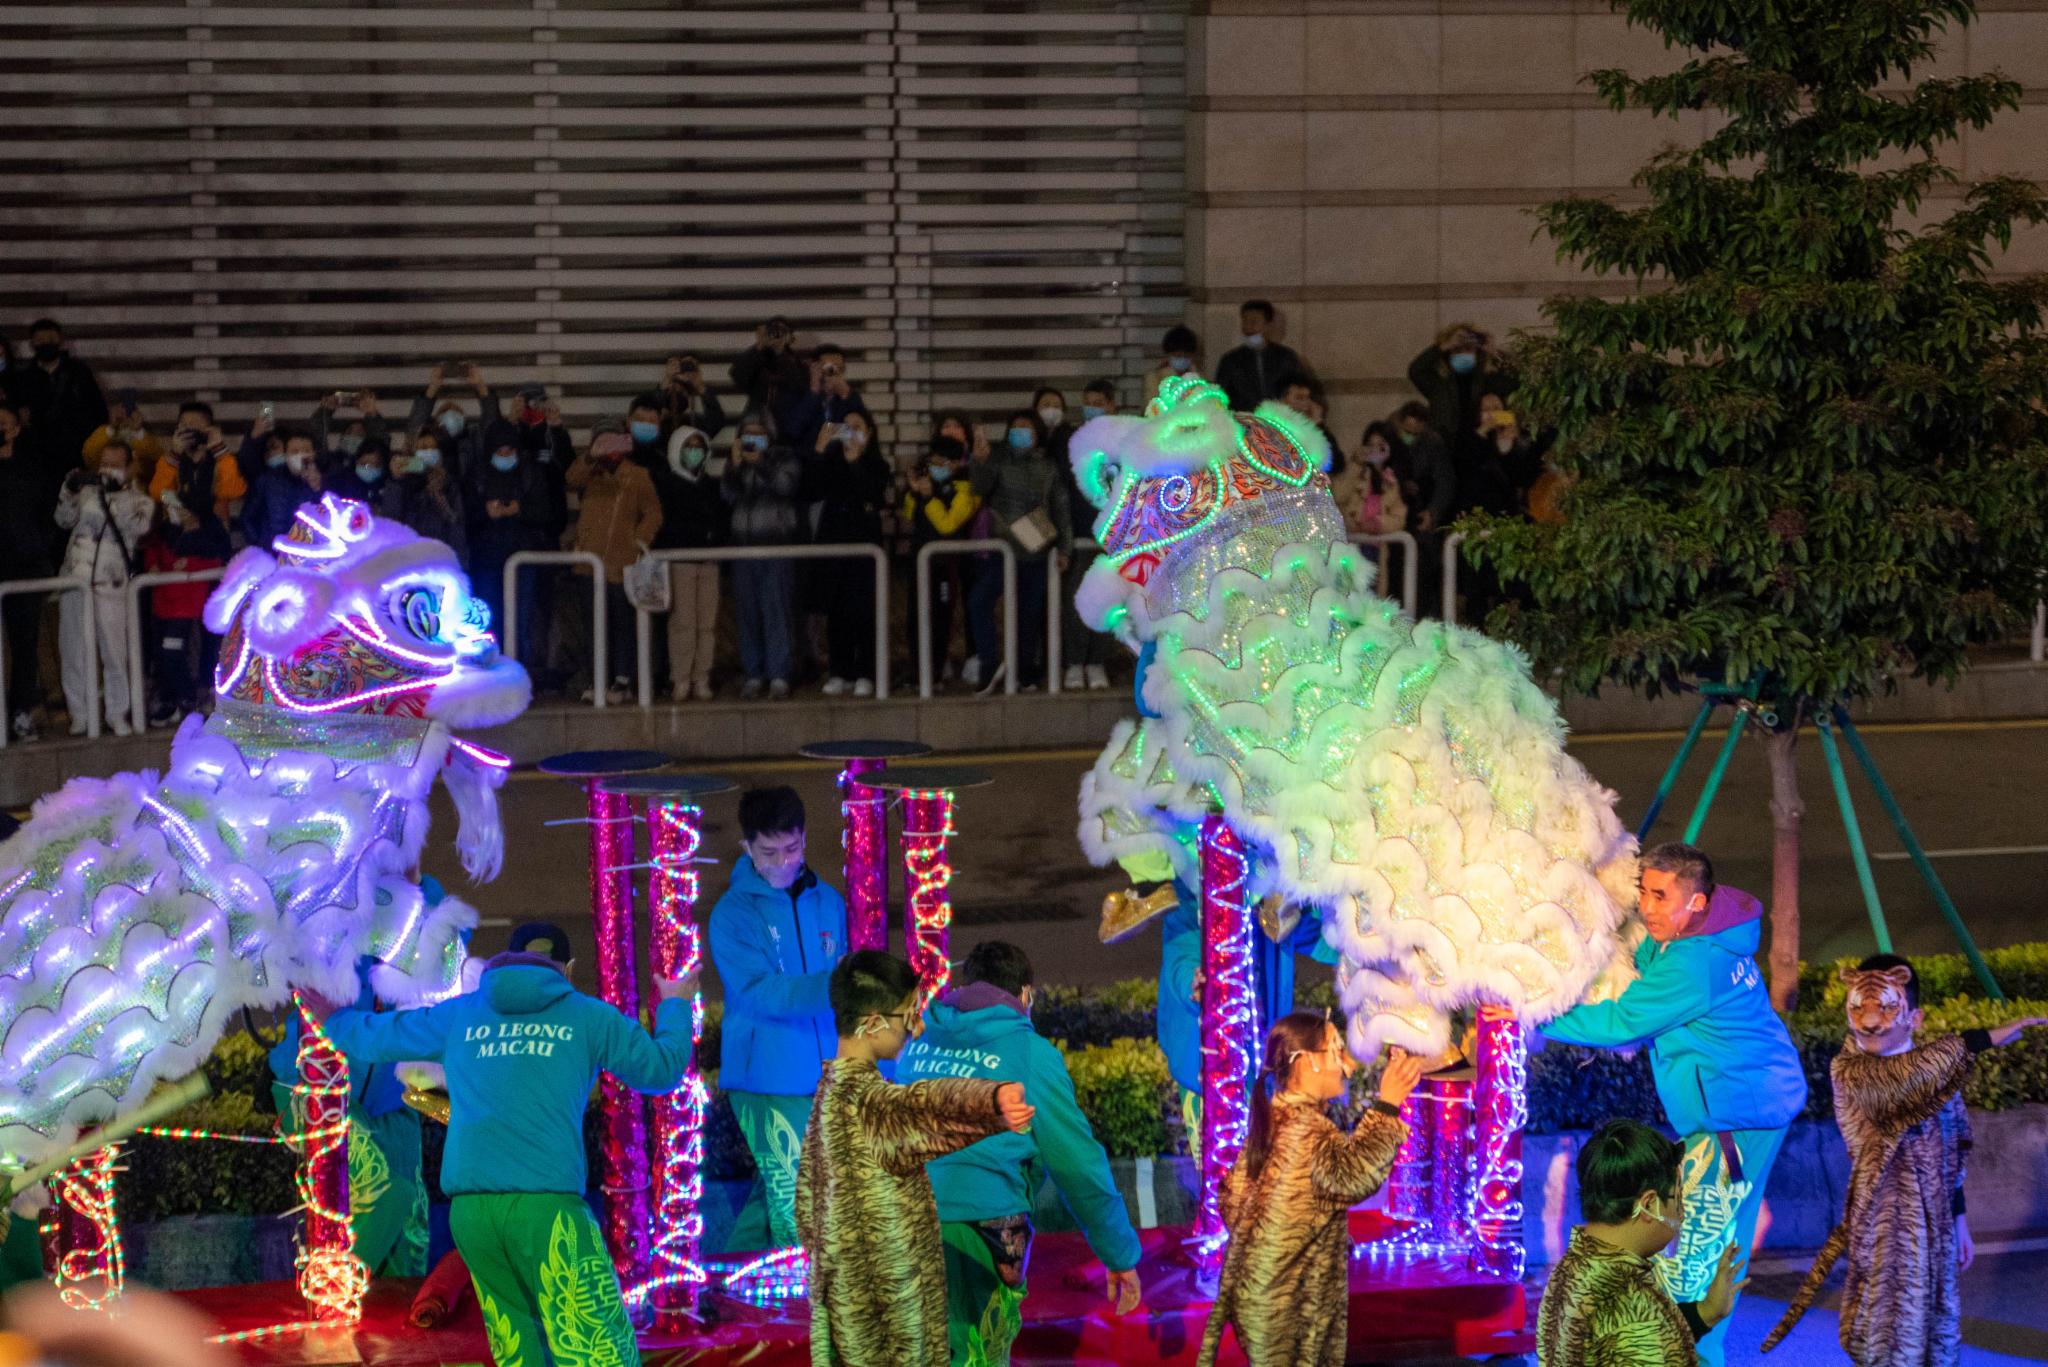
796,951,1036,1367
1764,955,2044,1366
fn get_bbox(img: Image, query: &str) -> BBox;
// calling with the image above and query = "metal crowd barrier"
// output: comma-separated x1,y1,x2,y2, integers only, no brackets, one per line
0,576,98,747
124,568,227,735
915,539,1019,699
633,544,892,707
503,550,609,707
1356,531,1419,619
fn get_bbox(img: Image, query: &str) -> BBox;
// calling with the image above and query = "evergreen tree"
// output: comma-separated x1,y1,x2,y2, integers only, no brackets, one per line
1465,0,2048,1006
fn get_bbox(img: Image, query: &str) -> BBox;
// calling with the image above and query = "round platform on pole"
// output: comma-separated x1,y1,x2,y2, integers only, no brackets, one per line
596,772,737,802
536,749,672,779
866,765,995,794
796,739,934,762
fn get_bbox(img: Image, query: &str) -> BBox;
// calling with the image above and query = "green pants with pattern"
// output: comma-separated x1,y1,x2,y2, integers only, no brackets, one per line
724,1090,812,1251
942,1219,1030,1367
452,1193,638,1367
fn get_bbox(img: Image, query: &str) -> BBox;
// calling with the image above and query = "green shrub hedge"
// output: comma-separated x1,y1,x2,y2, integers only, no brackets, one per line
113,948,2048,1223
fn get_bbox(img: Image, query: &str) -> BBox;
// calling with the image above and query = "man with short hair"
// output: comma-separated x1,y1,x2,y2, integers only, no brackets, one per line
1536,1118,1748,1367
12,317,107,487
240,422,326,551
1542,843,1806,1367
708,785,850,1250
900,941,1143,1366
321,921,694,1367
1213,300,1303,413
152,402,248,521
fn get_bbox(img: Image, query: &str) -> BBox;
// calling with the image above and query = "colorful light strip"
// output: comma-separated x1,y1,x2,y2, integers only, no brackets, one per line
839,761,889,954
44,1145,125,1311
136,1122,348,1145
291,993,367,1325
1195,813,1256,1273
588,783,651,1293
262,658,448,715
1467,1010,1528,1280
720,1245,809,1302
901,789,957,1012
645,797,710,1327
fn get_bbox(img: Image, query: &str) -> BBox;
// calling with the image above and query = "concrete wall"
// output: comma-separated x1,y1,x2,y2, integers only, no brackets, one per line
1184,0,2048,446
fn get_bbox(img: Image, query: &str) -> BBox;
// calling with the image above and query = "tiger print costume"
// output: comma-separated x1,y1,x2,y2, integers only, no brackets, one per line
1537,1227,1699,1367
795,1058,1008,1367
1195,1094,1406,1367
1763,1030,1978,1366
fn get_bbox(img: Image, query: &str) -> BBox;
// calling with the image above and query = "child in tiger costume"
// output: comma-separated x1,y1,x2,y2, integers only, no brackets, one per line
1763,955,2045,1366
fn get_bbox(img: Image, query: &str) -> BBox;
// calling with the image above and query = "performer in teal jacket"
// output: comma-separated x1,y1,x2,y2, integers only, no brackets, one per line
321,921,693,1367
1541,842,1807,1367
899,941,1144,1366
707,785,850,1253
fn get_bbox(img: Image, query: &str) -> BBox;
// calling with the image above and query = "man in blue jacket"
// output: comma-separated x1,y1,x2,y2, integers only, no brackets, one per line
708,785,849,1252
320,921,693,1367
1541,843,1808,1367
899,941,1143,1367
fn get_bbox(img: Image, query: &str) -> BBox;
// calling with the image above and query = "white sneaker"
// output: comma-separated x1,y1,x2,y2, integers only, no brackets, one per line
579,686,597,704
740,679,764,700
10,712,35,743
853,678,874,698
109,718,134,738
606,678,631,705
68,718,87,736
960,657,982,689
822,677,850,696
693,680,715,702
769,679,791,700
976,661,1007,696
1086,664,1111,690
1063,665,1085,690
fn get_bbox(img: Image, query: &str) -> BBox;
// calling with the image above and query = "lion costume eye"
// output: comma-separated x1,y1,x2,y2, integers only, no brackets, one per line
398,587,443,643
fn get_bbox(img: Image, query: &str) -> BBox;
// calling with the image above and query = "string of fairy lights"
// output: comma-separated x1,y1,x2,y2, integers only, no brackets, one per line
1193,813,1257,1268
901,788,958,1012
641,798,712,1324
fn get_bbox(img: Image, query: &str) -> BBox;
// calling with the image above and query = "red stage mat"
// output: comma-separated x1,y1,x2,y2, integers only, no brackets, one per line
183,1218,1529,1366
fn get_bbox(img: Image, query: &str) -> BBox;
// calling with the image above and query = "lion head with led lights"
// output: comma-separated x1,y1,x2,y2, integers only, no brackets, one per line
1070,377,1639,1058
0,498,528,1167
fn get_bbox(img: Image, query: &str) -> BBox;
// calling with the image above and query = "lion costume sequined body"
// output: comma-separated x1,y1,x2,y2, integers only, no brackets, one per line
1070,378,1637,1056
0,497,529,1166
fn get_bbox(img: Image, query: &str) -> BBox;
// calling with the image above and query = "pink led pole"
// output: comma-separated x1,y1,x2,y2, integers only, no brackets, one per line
1467,1010,1528,1278
1195,812,1257,1273
798,741,932,954
872,766,991,1012
604,772,735,1327
540,749,670,1292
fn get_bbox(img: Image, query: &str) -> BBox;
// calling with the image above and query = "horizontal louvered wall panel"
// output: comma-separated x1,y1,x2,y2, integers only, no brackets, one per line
1,0,1187,447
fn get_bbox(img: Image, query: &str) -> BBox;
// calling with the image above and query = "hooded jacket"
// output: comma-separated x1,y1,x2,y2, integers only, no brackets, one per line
707,855,848,1095
322,957,691,1196
898,984,1142,1272
650,427,728,550
1541,887,1808,1134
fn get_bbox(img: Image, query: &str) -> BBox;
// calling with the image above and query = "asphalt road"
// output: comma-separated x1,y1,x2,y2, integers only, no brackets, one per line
419,716,2048,1000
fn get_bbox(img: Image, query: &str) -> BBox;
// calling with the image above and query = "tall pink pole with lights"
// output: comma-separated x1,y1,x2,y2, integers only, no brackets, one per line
1467,1010,1528,1278
1195,812,1257,1273
875,766,990,1012
540,749,670,1292
799,741,933,955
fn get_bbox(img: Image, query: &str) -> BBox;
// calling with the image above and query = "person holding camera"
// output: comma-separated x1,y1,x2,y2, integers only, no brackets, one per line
730,317,811,438
721,412,801,700
1408,323,1514,448
81,388,165,488
405,362,500,479
659,354,728,441
311,388,390,469
152,402,247,521
808,410,891,697
54,439,154,736
239,417,326,553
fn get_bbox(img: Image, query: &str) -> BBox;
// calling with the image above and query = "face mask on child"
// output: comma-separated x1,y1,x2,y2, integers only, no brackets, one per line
1006,427,1035,451
491,453,519,472
930,463,952,485
357,463,384,484
1081,404,1105,422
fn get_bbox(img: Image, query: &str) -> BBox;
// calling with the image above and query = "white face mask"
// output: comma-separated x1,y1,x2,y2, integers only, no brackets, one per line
1632,1193,1682,1233
1037,405,1065,428
101,468,128,487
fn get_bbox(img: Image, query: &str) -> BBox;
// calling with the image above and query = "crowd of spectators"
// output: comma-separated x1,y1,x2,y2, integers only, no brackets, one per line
0,305,1558,741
